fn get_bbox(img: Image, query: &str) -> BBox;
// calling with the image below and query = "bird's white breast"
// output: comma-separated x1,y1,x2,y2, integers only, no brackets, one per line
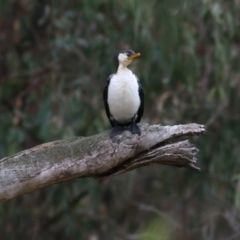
108,69,140,124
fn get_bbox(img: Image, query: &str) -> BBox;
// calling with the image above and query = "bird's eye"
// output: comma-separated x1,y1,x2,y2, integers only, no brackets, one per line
120,50,135,57
126,50,135,56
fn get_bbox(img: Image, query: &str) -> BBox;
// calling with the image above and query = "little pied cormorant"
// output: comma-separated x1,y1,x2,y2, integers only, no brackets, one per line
103,49,144,138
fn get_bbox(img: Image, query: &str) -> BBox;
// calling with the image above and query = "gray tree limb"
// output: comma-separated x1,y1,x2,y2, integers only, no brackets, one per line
0,123,205,201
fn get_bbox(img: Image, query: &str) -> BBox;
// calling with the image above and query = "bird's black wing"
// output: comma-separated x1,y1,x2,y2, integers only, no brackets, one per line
103,75,114,127
136,82,144,123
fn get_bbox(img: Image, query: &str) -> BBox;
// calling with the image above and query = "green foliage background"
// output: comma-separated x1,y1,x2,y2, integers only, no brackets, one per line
0,0,240,239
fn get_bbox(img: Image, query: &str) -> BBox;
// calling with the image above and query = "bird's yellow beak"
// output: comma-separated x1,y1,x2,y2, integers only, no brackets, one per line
128,53,141,60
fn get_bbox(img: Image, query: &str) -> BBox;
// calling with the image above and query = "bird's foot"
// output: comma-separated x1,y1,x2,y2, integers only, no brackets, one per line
110,123,141,138
127,123,141,136
110,125,124,138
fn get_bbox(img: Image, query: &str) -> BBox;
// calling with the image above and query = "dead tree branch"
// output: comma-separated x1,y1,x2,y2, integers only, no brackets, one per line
0,123,205,201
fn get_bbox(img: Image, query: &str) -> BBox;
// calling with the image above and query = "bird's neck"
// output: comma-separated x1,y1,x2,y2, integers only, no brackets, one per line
116,64,130,74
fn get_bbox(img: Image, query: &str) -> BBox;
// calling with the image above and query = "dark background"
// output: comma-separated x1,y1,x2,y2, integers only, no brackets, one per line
0,0,240,239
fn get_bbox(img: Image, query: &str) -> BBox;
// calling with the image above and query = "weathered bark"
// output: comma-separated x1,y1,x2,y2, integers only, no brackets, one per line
0,123,205,201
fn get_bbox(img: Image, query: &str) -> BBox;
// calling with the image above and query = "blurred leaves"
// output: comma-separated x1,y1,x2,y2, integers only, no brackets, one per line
0,0,240,239
140,218,172,240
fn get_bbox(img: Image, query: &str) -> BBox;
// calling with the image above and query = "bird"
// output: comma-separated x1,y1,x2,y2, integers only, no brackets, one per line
103,49,144,138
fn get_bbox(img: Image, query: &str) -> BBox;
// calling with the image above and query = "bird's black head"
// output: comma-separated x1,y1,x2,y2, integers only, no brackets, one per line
120,49,136,57
115,49,141,69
